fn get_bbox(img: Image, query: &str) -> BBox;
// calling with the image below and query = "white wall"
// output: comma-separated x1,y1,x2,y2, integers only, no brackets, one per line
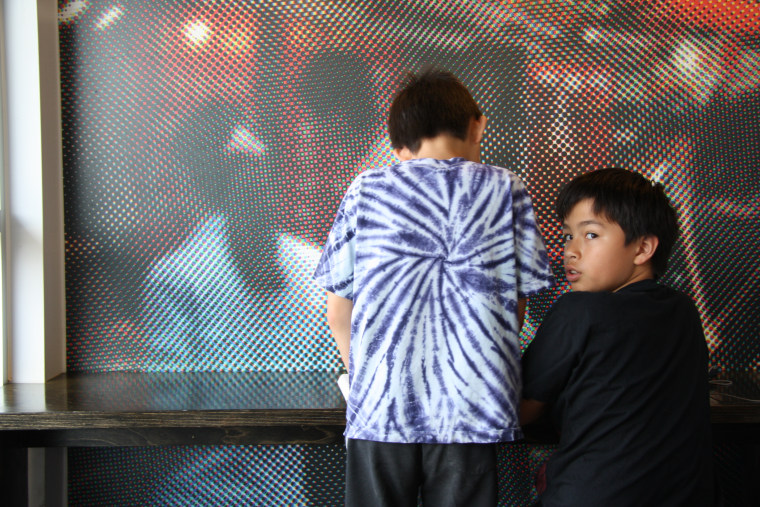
2,0,65,383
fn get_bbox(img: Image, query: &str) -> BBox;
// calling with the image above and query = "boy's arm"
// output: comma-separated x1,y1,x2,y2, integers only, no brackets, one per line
518,297,545,425
326,291,353,372
519,398,547,425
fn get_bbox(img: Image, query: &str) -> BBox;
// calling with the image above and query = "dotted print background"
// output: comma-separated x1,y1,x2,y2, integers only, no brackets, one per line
59,0,758,505
68,444,556,506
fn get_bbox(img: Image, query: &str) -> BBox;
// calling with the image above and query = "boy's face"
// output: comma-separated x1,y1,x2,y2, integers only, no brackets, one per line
562,199,654,292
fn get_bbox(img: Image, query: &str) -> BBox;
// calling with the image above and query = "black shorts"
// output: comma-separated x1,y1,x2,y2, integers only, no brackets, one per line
345,438,498,507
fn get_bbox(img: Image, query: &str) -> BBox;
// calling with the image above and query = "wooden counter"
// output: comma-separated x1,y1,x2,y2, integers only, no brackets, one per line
1,370,758,448
0,371,346,447
1,370,757,505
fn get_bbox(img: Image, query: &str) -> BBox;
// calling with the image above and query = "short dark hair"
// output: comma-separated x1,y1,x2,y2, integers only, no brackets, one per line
388,68,482,153
555,168,679,277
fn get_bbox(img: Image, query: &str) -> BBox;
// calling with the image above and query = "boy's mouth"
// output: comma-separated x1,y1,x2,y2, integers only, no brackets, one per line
565,267,580,283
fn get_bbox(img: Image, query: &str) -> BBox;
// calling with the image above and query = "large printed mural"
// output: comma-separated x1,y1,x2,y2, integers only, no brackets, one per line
59,0,759,504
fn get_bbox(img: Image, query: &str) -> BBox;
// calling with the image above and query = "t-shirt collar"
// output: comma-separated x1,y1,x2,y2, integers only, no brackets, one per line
617,278,659,293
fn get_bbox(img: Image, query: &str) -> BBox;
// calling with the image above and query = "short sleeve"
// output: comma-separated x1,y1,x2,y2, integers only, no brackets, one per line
313,178,360,299
509,175,555,297
522,293,586,402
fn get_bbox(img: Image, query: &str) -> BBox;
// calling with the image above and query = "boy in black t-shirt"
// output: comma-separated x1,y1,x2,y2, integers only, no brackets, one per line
521,168,715,506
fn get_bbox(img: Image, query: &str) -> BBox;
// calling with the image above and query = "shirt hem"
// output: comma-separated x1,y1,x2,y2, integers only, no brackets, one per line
345,427,524,444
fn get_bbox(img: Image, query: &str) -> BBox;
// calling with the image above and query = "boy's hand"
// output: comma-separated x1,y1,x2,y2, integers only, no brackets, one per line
337,373,350,401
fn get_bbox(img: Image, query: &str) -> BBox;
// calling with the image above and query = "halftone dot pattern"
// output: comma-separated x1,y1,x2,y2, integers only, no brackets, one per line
498,443,556,507
59,0,758,504
68,445,346,506
67,444,551,506
61,1,759,372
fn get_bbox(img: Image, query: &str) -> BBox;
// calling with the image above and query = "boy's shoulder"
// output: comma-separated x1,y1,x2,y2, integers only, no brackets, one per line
347,158,525,204
552,282,637,313
554,280,695,319
364,158,518,180
554,288,610,307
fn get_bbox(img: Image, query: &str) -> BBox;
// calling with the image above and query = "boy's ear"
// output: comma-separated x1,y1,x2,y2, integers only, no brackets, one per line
633,235,659,266
393,147,414,161
471,115,487,144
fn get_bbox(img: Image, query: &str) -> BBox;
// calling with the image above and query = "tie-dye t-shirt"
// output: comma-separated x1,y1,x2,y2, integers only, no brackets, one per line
314,157,554,444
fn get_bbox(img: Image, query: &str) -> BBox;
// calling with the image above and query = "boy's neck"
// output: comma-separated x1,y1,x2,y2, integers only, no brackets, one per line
410,134,481,163
394,116,486,163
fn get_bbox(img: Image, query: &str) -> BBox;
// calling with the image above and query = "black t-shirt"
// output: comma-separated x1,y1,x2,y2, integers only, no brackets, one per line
522,279,714,507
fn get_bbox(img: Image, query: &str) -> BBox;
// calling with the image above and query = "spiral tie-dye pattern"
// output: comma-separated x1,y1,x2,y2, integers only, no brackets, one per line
315,157,554,443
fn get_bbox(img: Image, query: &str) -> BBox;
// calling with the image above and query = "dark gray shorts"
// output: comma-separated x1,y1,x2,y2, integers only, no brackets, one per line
345,438,498,507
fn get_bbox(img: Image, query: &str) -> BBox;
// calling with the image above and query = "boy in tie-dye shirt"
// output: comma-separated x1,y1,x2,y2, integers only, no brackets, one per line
314,68,554,507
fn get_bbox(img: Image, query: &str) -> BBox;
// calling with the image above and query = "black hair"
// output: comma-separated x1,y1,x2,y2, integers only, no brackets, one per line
555,168,679,277
387,68,482,153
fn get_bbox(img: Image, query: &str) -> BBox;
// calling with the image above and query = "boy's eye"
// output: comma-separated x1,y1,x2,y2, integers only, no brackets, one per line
585,232,598,239
562,233,573,242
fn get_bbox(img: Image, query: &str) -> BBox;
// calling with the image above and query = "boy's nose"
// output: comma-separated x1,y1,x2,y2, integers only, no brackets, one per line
564,242,578,260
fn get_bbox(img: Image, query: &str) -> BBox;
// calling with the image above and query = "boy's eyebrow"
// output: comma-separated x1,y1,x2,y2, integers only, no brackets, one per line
563,219,605,229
